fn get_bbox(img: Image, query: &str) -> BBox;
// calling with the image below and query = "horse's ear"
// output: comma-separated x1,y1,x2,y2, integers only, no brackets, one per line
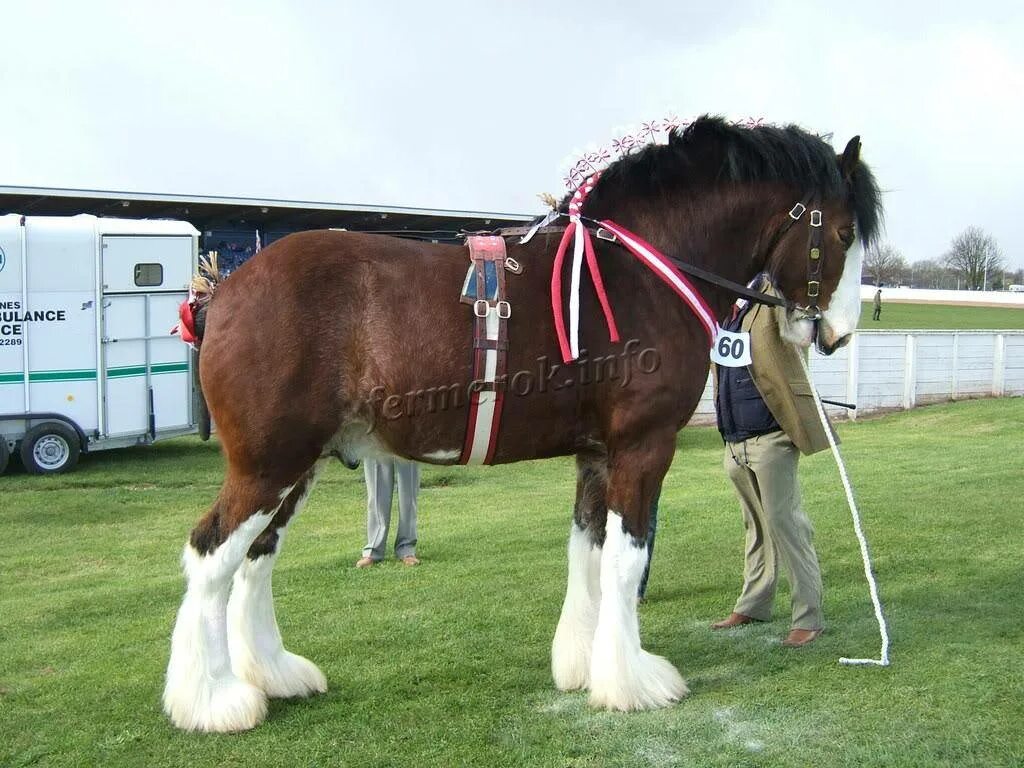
839,136,861,179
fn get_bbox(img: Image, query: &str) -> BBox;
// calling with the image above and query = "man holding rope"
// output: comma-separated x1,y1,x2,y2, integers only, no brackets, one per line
711,277,833,648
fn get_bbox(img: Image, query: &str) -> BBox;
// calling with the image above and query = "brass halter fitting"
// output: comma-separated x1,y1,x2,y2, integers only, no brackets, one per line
806,208,824,306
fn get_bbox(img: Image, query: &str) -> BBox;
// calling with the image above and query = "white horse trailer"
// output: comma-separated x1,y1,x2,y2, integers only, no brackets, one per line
0,214,199,474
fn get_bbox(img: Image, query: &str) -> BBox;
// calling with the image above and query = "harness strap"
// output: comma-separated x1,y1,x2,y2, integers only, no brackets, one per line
504,215,800,316
497,224,566,238
597,220,717,345
460,236,511,466
662,251,793,311
807,208,824,302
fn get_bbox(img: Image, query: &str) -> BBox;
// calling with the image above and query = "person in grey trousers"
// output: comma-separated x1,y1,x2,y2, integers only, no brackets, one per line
355,457,421,567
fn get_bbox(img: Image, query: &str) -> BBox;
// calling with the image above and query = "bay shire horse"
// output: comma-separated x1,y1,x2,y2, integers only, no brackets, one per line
164,117,882,732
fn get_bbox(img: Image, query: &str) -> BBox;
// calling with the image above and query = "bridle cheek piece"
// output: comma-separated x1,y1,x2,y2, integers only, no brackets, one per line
785,202,826,323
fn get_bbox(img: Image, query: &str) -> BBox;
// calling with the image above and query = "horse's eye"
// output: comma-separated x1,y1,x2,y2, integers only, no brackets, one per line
838,227,855,246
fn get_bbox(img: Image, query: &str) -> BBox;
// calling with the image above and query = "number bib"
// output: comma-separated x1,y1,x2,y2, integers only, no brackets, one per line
710,325,752,367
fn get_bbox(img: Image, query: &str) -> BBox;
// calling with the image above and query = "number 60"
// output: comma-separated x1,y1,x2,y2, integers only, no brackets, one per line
718,336,745,360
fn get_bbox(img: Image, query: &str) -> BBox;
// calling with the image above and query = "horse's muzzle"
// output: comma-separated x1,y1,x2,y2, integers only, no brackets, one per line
814,321,852,356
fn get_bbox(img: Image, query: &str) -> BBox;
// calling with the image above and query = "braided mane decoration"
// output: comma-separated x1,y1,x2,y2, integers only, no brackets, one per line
562,115,767,190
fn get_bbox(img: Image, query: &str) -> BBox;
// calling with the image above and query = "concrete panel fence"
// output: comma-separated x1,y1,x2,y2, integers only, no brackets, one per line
689,330,1024,424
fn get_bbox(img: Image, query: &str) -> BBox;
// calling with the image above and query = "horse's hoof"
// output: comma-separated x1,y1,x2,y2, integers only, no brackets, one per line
551,638,591,692
588,650,688,711
164,676,268,733
238,651,328,699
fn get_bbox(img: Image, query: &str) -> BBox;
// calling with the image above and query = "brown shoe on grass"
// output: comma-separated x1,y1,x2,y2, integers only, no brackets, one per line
355,556,376,568
711,612,760,630
400,555,420,566
782,628,823,647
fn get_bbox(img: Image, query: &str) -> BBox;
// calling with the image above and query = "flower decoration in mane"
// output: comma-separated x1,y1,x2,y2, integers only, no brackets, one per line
562,115,769,192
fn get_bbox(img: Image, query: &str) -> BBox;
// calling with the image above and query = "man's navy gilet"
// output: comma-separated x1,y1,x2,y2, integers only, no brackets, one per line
716,303,781,444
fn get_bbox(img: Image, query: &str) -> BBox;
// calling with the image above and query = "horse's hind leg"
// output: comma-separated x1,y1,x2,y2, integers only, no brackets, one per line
588,430,688,711
227,462,327,699
552,452,606,691
163,471,299,733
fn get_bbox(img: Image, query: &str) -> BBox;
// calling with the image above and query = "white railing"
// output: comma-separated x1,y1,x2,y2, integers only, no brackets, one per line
690,330,1024,424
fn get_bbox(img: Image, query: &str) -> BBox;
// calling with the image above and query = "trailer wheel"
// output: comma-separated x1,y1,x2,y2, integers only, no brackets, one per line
0,438,9,475
20,422,81,475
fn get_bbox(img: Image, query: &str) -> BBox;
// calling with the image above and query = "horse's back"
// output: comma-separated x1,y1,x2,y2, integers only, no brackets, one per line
198,230,473,467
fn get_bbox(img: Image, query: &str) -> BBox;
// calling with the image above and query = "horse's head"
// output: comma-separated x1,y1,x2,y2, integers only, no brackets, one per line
771,136,881,355
571,117,882,354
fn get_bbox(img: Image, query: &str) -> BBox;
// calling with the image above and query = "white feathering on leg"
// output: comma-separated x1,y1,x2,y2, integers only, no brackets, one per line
552,523,602,690
227,467,327,699
163,511,275,732
588,512,687,710
227,531,327,698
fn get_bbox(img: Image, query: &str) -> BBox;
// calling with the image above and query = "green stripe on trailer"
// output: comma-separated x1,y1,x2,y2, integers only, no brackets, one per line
0,363,188,384
108,363,188,377
30,370,98,382
107,366,147,378
150,362,189,375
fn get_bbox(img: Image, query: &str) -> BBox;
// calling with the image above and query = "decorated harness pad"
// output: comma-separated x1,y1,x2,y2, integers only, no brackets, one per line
459,236,514,465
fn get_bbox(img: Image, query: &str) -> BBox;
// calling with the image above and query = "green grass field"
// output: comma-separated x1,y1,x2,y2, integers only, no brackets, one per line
858,301,1024,330
2,398,1022,767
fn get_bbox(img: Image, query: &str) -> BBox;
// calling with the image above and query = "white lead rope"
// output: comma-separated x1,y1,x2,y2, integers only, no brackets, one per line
799,354,891,667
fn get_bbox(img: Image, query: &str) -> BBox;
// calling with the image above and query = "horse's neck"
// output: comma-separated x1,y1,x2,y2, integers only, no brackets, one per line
597,195,777,322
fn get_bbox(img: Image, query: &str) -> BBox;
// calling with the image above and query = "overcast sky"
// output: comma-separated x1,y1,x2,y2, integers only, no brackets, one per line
3,1,1022,269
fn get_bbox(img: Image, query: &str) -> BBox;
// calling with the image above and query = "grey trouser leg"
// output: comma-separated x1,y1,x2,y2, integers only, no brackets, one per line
362,457,420,560
725,431,823,630
392,459,420,559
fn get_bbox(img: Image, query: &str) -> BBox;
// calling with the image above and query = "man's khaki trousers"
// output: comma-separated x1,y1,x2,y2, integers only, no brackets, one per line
724,430,823,630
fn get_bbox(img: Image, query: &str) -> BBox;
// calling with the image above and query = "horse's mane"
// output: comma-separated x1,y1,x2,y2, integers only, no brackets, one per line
573,115,883,245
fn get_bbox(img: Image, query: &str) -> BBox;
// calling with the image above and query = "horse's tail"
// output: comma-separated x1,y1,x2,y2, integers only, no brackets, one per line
173,251,221,345
189,251,222,343
179,252,222,441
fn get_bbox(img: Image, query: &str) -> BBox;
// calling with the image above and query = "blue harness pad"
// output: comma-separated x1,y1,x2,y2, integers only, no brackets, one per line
460,261,500,301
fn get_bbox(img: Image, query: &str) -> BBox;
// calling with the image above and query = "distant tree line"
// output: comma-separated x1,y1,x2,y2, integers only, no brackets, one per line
862,227,1021,290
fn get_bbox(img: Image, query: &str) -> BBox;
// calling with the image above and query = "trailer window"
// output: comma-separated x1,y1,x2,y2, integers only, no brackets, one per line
134,263,164,287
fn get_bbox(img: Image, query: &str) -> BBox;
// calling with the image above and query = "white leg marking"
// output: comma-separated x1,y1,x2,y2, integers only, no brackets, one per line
227,471,327,699
551,523,602,691
163,511,275,732
588,512,688,710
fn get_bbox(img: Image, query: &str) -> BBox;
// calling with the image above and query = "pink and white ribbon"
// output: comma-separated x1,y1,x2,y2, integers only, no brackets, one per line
597,219,716,345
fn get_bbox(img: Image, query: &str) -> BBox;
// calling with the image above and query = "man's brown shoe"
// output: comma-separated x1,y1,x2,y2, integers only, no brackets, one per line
711,612,759,630
355,556,376,568
782,628,822,647
400,555,420,566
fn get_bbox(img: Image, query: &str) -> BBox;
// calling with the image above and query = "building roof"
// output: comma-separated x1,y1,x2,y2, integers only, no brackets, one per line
0,185,534,239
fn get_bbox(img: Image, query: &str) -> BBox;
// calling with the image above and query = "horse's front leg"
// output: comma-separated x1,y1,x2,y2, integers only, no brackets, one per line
552,453,607,691
589,430,688,710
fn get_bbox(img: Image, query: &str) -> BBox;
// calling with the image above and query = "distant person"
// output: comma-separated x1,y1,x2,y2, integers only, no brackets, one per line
872,288,882,321
356,457,421,567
